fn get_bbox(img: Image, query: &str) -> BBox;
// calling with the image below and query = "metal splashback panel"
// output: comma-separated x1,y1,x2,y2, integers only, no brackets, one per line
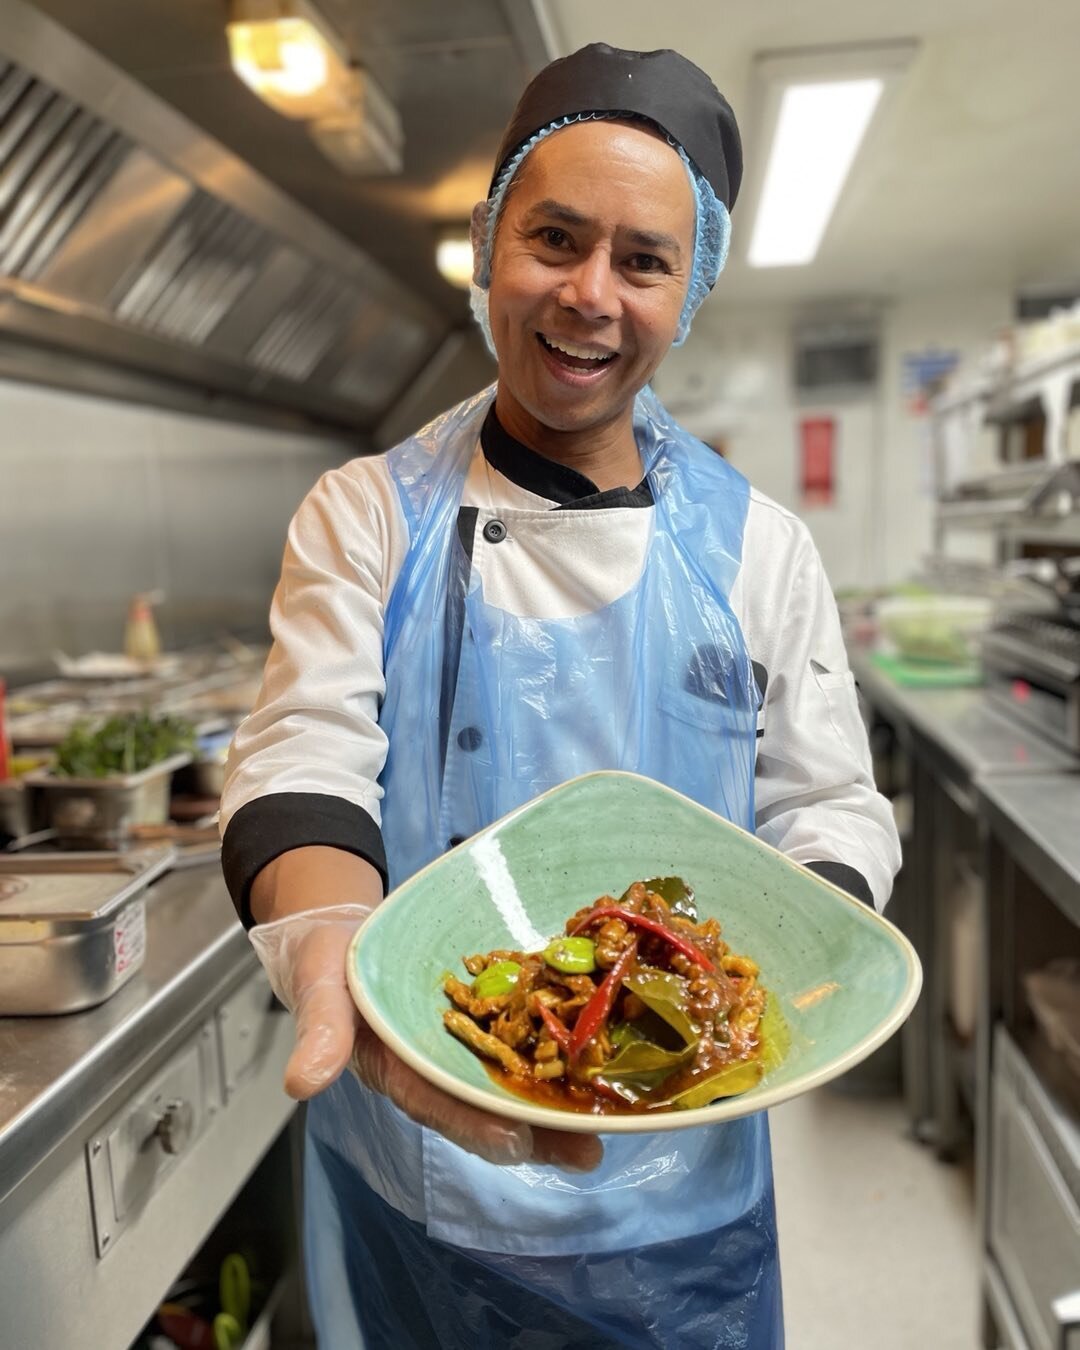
0,0,447,433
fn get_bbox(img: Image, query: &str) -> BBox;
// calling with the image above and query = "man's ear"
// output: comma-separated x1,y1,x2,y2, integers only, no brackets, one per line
470,201,490,286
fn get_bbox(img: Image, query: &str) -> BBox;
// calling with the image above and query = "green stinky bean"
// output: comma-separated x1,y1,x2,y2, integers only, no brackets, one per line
472,960,521,999
542,936,597,974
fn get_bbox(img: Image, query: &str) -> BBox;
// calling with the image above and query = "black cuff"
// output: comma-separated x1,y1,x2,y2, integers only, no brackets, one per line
805,860,874,907
221,792,389,929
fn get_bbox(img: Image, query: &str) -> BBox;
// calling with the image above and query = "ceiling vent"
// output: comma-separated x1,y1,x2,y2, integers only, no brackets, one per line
0,60,128,282
0,7,444,433
793,313,880,397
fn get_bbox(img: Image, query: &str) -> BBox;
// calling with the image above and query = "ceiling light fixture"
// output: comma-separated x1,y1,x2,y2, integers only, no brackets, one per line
435,229,474,290
746,42,917,269
226,0,356,121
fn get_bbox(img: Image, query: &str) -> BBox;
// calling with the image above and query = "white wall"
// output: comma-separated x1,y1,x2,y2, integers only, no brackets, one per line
0,381,351,672
653,287,1013,591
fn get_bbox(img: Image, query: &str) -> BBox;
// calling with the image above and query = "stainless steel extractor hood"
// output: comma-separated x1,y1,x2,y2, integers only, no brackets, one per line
0,0,452,433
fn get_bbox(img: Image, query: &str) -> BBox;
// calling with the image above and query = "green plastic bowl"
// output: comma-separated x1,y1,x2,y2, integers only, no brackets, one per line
347,771,920,1134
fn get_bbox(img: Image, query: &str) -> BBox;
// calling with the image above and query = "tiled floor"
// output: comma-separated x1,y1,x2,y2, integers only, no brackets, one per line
771,1085,980,1350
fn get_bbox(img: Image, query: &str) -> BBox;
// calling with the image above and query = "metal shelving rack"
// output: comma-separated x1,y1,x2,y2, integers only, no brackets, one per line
930,340,1080,562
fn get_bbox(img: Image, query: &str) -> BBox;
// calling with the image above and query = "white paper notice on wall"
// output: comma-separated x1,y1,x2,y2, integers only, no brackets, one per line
114,901,147,977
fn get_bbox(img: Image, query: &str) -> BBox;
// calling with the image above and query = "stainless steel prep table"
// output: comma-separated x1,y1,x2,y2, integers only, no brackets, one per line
0,863,302,1349
848,648,1079,1153
973,774,1080,1350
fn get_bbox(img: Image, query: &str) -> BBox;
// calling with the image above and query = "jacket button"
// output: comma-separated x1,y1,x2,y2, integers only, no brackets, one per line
482,519,507,543
456,726,483,751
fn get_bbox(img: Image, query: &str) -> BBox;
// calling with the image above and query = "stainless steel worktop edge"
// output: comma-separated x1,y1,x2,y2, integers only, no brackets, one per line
849,646,1080,785
0,864,256,1203
975,774,1080,927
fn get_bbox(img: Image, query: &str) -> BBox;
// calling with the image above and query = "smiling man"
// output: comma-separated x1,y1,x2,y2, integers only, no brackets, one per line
221,43,900,1350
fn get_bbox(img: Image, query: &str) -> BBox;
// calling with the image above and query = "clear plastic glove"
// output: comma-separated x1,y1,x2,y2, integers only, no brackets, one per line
250,905,602,1173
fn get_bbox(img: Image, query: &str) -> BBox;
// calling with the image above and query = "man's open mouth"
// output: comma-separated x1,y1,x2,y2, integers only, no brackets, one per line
537,332,619,373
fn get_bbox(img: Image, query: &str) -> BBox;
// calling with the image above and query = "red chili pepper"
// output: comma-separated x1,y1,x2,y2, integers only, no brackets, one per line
567,937,639,1065
569,906,717,973
537,1002,572,1054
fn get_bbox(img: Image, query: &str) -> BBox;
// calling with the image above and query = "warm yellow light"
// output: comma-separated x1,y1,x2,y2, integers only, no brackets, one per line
227,14,352,119
436,235,474,290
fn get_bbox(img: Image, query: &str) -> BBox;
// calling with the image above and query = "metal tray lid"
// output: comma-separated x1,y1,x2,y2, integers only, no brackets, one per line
0,847,175,922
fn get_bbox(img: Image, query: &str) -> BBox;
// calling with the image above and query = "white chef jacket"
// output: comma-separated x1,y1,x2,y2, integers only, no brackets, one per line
221,417,900,917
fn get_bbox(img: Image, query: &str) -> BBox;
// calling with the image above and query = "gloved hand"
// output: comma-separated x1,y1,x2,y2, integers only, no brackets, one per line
250,906,603,1172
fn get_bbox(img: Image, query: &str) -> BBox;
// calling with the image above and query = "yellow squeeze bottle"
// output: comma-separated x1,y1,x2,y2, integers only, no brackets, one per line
124,593,162,664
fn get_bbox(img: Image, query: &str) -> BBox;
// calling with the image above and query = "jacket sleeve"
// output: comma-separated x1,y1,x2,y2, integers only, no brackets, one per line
751,524,902,912
219,462,397,926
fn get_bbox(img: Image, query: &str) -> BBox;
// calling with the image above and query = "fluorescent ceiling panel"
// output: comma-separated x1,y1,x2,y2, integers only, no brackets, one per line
749,79,883,268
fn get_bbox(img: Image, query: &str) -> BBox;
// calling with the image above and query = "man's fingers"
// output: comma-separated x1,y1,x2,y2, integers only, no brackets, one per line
530,1127,604,1173
352,1020,534,1165
352,1020,605,1171
284,980,360,1100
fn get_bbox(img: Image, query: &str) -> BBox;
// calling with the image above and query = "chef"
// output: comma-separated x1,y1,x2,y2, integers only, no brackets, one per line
221,42,901,1349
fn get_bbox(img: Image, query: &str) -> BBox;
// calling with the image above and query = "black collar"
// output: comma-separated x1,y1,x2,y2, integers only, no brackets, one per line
480,406,654,511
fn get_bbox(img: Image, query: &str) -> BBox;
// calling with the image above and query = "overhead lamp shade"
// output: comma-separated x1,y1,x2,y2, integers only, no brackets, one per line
436,233,475,290
227,3,355,120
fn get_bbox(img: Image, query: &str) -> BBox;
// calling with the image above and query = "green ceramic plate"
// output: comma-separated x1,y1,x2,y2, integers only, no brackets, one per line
347,772,921,1134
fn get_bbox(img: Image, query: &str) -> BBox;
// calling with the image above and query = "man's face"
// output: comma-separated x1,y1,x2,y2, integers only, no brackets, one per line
483,120,695,439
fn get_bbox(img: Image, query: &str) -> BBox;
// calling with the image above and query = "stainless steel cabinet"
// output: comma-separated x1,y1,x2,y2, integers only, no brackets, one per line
989,1029,1080,1349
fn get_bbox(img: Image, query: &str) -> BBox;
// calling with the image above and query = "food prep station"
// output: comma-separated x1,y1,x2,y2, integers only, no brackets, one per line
0,652,312,1349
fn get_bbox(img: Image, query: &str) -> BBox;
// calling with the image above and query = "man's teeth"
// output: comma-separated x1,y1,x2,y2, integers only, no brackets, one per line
544,335,615,361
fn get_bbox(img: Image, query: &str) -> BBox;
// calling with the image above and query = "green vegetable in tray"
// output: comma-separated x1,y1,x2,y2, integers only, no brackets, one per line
54,711,196,778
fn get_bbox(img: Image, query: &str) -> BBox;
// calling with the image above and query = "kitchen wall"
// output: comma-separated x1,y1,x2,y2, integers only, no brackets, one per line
654,286,1013,590
0,379,351,675
1,285,1015,675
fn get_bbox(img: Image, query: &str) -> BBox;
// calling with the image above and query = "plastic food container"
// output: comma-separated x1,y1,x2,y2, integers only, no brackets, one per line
875,595,993,665
25,753,191,849
0,847,173,1014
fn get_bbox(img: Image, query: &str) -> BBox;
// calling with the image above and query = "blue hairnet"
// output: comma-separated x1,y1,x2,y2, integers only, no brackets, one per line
469,112,730,354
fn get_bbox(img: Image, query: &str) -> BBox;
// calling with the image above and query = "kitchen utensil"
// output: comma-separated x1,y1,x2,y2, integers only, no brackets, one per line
0,846,173,1014
25,753,191,849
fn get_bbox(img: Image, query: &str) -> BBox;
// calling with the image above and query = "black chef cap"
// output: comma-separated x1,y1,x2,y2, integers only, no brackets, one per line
489,43,742,210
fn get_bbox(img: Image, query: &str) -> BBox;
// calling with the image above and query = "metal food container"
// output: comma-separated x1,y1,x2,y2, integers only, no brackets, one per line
25,753,192,849
0,847,174,1014
0,781,32,840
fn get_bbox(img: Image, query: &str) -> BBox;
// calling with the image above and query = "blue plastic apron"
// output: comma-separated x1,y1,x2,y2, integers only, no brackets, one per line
304,387,782,1348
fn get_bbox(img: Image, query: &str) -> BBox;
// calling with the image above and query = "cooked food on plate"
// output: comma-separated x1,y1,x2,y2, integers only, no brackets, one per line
442,878,787,1114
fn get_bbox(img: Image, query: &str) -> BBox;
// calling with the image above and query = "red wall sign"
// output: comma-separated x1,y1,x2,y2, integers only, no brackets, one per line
799,416,836,507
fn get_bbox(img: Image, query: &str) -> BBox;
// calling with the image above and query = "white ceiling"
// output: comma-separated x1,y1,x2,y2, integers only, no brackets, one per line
546,0,1080,314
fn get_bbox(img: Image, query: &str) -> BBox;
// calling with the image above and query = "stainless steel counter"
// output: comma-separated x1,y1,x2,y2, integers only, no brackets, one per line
0,861,252,1200
0,861,300,1349
976,773,1080,928
849,647,1079,795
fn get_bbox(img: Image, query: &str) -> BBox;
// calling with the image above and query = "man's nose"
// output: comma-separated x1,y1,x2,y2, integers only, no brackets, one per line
558,247,619,322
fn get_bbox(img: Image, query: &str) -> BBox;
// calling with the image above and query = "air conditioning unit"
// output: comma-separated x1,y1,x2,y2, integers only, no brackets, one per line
793,313,879,397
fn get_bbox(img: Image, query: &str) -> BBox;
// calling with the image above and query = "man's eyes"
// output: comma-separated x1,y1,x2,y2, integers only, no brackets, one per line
627,253,668,273
538,227,570,249
532,230,671,274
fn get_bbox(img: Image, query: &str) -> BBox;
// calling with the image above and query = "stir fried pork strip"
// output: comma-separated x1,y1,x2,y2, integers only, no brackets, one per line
443,975,512,1020
443,1009,531,1075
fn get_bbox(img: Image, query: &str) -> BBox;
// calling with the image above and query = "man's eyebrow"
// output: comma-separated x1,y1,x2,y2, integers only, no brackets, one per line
523,199,683,260
624,227,682,260
523,199,590,228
